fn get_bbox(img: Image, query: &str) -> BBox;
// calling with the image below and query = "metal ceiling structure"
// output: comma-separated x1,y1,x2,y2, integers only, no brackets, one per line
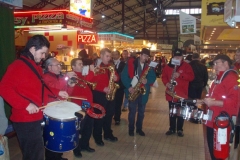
21,0,202,46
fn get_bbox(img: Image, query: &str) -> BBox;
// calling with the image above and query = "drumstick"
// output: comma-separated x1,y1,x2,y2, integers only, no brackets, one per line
68,96,87,100
39,101,65,110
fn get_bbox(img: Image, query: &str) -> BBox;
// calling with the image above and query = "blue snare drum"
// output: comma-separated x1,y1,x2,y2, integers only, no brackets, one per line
43,101,81,152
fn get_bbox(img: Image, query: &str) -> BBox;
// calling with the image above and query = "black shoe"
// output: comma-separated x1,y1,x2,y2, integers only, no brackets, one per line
136,130,145,136
115,121,120,125
129,131,134,136
60,158,68,160
165,130,175,135
82,147,95,152
73,151,82,158
177,130,184,137
122,108,127,112
95,140,104,146
104,135,118,142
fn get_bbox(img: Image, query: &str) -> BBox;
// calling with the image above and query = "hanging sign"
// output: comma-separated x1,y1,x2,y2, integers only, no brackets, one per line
179,11,196,34
0,0,22,8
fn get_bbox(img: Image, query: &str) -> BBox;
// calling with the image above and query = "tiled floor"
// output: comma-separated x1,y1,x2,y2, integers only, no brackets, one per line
8,79,206,160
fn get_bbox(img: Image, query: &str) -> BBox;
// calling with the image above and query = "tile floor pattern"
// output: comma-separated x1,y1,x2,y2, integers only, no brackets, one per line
8,79,206,160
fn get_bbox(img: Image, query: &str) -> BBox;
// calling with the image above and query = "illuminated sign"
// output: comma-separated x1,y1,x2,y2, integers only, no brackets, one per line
70,0,91,18
77,34,98,44
14,10,93,29
98,32,134,43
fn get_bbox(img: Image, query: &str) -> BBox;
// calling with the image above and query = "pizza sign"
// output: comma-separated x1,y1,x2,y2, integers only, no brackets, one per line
77,34,98,44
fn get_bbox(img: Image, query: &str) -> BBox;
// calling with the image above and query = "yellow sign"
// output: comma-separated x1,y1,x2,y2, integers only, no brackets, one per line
70,0,91,18
201,0,227,26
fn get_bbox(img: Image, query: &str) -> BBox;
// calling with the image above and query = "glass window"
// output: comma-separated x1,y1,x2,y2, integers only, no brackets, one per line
190,9,195,14
181,9,186,13
185,9,189,14
168,9,173,15
194,8,198,14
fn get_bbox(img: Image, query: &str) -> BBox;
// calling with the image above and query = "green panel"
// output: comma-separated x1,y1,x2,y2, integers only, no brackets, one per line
0,6,16,122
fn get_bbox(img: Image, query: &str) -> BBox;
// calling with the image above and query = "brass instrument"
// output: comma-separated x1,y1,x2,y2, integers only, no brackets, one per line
106,65,119,101
93,67,108,75
128,66,151,101
69,77,97,90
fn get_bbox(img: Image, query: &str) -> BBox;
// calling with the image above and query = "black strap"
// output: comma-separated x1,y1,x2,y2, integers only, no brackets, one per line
19,58,58,105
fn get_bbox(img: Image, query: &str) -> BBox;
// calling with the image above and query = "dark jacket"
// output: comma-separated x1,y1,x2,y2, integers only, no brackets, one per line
115,61,126,89
189,60,208,88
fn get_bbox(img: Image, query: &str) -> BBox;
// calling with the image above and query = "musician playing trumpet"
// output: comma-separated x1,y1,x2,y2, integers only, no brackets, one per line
69,58,96,158
162,49,194,137
121,48,156,136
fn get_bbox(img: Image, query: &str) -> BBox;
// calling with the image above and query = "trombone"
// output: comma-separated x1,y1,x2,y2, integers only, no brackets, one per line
69,77,97,90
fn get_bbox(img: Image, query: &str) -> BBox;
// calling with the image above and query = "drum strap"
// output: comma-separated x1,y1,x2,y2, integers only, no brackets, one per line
19,58,58,106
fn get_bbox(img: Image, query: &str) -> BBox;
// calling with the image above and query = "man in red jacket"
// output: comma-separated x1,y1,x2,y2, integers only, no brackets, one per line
70,58,96,158
162,48,194,137
0,35,68,160
202,54,239,160
92,48,119,146
43,57,76,160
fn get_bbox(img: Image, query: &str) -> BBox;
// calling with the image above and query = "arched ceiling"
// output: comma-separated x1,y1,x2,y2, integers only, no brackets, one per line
20,0,202,44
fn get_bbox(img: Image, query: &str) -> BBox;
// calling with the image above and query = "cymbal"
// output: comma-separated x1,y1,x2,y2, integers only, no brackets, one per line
165,90,184,99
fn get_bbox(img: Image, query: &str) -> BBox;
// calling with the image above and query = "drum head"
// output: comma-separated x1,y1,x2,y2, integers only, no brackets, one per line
43,101,81,119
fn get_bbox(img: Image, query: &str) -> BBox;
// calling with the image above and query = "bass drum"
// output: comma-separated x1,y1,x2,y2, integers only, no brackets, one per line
43,101,81,152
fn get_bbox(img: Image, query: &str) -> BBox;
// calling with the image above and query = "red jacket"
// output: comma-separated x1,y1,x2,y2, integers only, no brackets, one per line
42,72,73,102
162,60,194,101
92,63,119,93
0,56,59,122
205,71,240,128
70,71,94,106
234,62,240,71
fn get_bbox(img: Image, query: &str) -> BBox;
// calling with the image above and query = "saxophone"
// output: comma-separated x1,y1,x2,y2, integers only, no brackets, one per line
128,66,151,101
169,65,178,92
106,66,120,101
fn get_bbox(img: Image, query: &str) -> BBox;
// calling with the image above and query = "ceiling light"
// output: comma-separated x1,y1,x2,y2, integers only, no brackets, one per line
212,30,215,32
222,40,224,41
102,15,105,18
154,7,157,11
162,18,166,21
236,26,239,28
136,30,138,33
214,28,216,30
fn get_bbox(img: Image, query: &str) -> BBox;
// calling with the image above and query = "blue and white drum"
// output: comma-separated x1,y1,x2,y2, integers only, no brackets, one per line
43,101,81,152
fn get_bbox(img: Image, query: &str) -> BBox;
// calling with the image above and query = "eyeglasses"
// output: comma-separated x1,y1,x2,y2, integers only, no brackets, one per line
213,61,225,66
50,64,61,67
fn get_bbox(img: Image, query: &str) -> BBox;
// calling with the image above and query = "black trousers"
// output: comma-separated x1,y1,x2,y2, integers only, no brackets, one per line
168,101,184,132
92,90,115,141
114,88,124,122
13,120,44,160
74,114,94,153
207,127,217,160
45,149,63,160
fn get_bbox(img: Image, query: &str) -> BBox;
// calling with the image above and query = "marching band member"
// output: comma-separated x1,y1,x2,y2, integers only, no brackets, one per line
70,58,95,158
112,50,126,125
201,54,239,160
92,48,119,146
121,48,156,136
162,49,194,137
0,35,68,160
43,57,76,160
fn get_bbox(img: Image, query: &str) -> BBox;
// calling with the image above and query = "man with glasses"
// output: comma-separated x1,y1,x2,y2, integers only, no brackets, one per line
199,54,239,160
43,57,76,160
121,48,156,136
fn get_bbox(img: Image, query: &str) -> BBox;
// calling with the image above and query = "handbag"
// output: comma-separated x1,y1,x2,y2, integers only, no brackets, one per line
0,136,10,160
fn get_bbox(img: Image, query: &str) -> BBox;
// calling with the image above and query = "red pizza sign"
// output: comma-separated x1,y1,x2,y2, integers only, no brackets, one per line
77,34,98,44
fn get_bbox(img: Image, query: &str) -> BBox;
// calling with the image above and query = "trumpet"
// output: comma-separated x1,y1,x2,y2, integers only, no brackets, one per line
94,67,109,75
69,77,97,90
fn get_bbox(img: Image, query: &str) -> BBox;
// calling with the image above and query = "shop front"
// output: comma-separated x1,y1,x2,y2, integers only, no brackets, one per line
14,9,95,68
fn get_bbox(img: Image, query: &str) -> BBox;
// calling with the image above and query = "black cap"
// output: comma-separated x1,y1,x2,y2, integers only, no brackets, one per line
173,48,183,57
213,54,232,66
141,48,150,56
192,53,200,59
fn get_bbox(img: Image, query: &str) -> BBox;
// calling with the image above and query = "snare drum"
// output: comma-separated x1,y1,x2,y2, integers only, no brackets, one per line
43,101,81,152
177,106,191,120
191,108,204,123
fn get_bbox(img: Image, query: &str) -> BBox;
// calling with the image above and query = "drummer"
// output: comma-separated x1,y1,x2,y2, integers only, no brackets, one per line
43,57,76,160
70,58,96,158
199,54,239,160
0,35,69,160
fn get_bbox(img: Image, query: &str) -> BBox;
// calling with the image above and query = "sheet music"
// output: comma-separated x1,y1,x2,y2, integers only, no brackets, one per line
149,61,158,68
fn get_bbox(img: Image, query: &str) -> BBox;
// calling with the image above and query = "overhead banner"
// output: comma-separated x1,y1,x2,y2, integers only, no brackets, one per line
0,0,22,8
179,11,196,34
98,32,134,43
194,35,201,45
70,0,91,18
